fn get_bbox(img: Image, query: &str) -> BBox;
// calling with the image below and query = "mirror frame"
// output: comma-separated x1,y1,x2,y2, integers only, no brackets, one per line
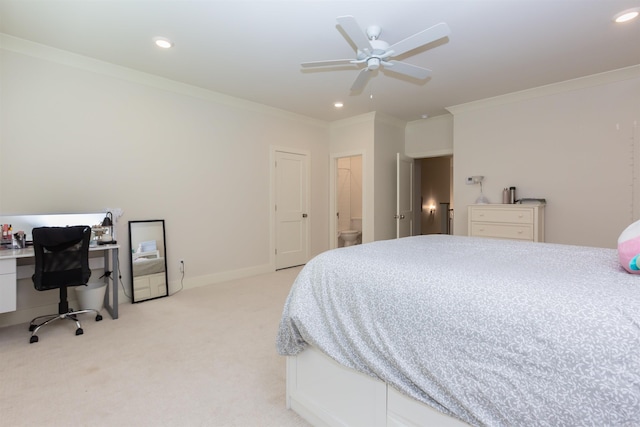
128,219,169,303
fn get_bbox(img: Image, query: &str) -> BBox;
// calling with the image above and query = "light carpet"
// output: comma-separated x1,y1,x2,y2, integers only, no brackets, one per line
0,266,310,427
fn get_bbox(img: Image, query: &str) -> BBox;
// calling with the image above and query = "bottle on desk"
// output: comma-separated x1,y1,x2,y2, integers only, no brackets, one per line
1,224,8,245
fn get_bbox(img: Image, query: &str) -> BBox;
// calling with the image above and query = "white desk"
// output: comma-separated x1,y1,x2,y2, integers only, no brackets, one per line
0,244,120,319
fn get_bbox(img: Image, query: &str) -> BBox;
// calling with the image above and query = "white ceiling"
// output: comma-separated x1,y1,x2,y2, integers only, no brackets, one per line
1,0,639,122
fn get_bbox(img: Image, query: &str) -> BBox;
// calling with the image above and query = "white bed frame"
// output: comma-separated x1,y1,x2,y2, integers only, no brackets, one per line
286,347,468,427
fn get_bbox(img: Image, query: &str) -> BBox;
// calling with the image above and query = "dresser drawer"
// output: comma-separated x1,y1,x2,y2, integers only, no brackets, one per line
0,259,17,313
0,258,17,274
470,223,533,240
468,204,544,242
470,207,533,224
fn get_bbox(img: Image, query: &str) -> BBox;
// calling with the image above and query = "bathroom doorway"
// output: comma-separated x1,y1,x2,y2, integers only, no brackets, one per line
335,155,363,248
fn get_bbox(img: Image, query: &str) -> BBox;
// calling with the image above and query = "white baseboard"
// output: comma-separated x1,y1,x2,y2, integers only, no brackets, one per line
168,263,274,293
0,263,274,328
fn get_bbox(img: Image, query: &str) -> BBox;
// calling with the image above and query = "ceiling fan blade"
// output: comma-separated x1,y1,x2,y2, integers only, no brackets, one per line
337,15,373,53
388,22,450,57
384,61,432,80
350,68,372,92
301,59,355,68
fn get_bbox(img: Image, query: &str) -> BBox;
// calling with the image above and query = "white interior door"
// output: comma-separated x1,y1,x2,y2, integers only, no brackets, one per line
396,153,413,238
275,151,309,269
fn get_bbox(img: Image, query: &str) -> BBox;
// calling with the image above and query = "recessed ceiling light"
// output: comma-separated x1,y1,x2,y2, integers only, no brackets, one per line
421,114,429,119
334,102,344,108
613,8,640,23
153,37,173,48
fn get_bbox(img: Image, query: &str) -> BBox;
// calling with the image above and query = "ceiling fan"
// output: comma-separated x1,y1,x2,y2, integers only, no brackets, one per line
302,16,451,92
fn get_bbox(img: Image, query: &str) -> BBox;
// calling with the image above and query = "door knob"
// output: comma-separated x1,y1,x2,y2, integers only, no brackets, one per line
302,213,308,218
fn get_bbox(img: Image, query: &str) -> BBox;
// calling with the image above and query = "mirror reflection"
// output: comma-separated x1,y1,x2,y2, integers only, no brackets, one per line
128,220,168,303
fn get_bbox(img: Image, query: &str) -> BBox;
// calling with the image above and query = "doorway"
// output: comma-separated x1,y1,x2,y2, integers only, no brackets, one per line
273,149,310,270
416,155,453,235
335,155,363,248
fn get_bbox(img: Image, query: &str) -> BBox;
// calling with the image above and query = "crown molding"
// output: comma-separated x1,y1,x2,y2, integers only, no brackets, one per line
446,65,640,115
0,33,328,128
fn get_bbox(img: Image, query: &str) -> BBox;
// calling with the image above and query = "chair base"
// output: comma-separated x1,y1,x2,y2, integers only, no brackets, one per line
29,309,103,343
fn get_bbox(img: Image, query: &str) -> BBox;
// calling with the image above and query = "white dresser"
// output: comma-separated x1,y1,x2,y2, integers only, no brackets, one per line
468,203,545,242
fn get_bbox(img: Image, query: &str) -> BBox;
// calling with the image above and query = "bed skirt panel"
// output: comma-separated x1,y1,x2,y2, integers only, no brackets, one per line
287,347,468,427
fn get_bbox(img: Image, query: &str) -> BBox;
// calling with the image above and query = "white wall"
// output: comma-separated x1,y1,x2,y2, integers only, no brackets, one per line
0,36,330,323
448,66,640,248
337,157,352,232
336,156,362,233
329,112,405,244
349,156,363,221
329,113,374,244
405,114,453,158
373,113,406,241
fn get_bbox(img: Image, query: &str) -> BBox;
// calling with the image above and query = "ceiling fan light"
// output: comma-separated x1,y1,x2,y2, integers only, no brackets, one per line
367,57,381,70
613,8,640,23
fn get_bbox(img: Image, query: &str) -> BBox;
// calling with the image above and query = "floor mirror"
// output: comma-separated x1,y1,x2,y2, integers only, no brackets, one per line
128,220,169,303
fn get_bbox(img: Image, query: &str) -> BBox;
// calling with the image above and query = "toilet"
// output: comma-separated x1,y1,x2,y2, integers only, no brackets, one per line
339,230,361,247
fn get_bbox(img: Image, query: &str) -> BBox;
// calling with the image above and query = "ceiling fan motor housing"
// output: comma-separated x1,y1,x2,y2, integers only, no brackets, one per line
370,39,390,55
357,39,390,60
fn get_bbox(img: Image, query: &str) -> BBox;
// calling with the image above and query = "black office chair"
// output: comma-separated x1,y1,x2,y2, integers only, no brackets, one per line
29,226,103,343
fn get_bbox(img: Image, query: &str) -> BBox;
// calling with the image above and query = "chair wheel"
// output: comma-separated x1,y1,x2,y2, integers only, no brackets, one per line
76,328,84,336
95,314,103,321
28,324,36,332
30,335,38,344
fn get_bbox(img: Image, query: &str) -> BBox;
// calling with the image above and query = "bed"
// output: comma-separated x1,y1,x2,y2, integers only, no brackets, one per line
276,235,640,426
132,250,167,300
132,251,165,277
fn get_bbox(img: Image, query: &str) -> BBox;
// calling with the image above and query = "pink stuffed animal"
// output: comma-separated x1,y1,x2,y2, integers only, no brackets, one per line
618,219,640,274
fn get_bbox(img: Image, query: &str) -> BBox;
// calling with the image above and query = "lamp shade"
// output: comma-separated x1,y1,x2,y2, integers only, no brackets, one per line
101,212,113,227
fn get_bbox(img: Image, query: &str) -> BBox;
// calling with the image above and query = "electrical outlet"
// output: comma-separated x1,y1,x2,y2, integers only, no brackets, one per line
179,259,184,273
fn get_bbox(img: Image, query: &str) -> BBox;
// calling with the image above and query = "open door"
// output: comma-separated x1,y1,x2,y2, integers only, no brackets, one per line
396,153,414,238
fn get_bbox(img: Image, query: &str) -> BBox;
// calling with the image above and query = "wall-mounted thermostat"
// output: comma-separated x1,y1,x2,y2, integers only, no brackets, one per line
465,176,484,185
